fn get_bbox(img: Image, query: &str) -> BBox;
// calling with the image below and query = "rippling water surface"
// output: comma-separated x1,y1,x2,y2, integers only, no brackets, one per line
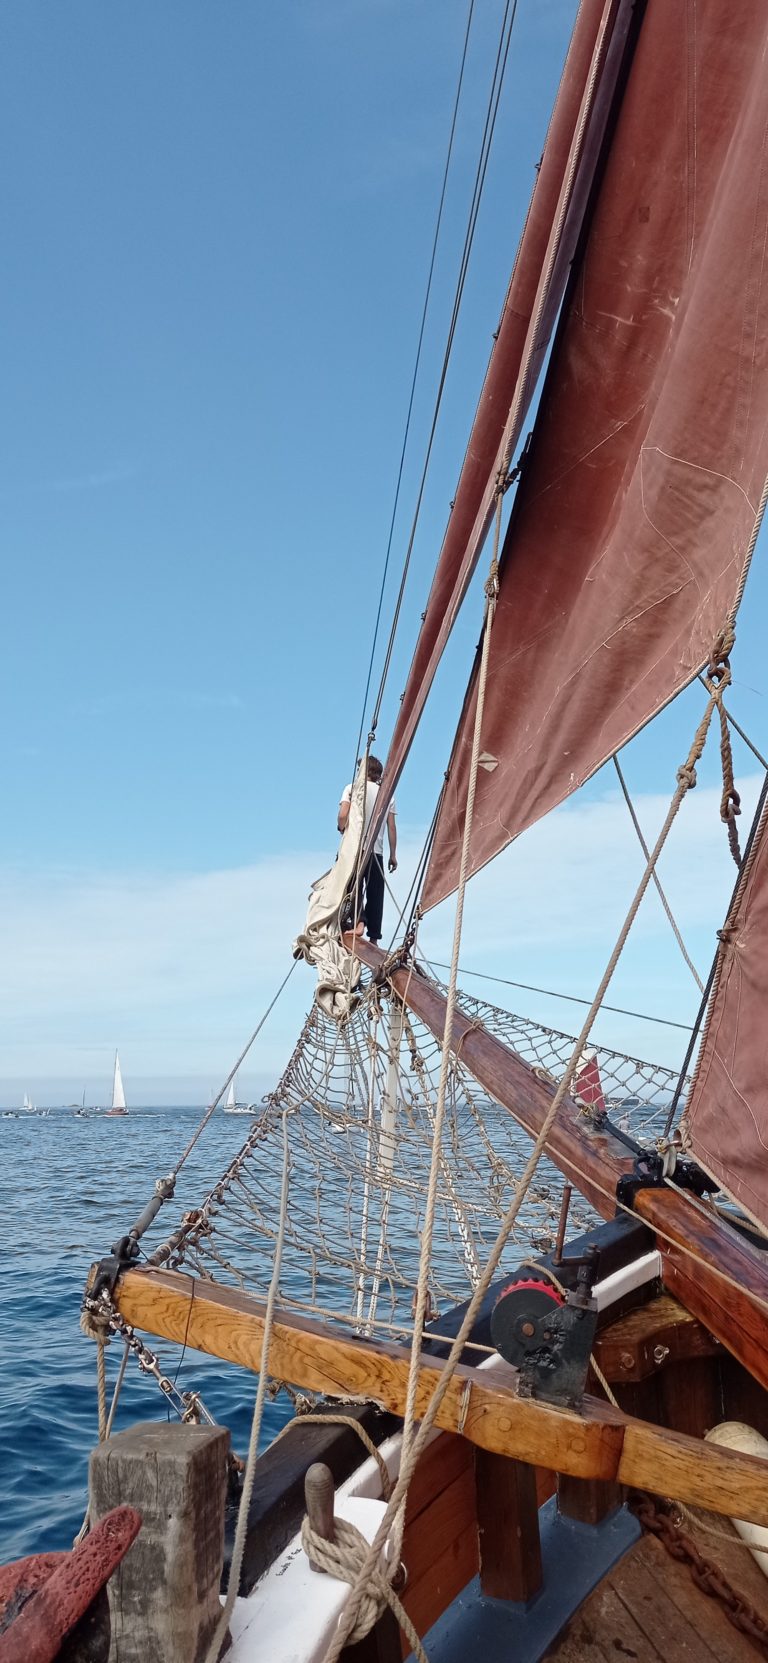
0,1106,292,1561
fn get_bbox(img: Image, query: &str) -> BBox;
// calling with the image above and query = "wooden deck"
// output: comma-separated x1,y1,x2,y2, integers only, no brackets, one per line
544,1519,768,1661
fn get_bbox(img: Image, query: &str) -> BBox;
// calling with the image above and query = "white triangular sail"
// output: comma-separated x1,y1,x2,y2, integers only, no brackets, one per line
112,1052,126,1112
225,1079,236,1111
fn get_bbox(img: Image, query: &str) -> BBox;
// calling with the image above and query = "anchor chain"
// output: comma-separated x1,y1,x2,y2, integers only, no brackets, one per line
82,1290,214,1427
632,1493,768,1648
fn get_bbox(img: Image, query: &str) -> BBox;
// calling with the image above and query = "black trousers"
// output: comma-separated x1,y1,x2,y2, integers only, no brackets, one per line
353,852,385,943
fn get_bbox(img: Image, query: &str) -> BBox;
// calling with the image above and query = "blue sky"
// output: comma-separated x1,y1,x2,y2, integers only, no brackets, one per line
3,1,767,1104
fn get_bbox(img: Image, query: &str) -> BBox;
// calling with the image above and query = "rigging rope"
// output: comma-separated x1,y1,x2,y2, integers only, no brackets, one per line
320,642,732,1663
426,961,694,1032
206,1110,291,1663
171,960,297,1180
697,678,768,773
352,0,477,771
612,753,705,993
394,492,503,1572
367,0,522,741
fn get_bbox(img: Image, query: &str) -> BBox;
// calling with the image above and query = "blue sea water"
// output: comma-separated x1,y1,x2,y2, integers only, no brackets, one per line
0,1106,292,1563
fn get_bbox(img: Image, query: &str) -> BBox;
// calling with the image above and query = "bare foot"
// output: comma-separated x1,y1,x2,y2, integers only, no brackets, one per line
353,921,365,937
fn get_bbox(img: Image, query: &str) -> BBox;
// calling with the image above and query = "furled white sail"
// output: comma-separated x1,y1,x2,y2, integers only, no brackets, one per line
112,1052,126,1112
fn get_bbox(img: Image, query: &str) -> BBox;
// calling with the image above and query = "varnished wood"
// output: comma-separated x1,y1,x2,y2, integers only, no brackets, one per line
401,1463,477,1589
114,1265,623,1480
593,1293,718,1384
349,937,768,1391
401,1529,478,1654
556,1474,621,1526
659,1231,768,1394
399,1435,478,1655
114,1266,768,1527
657,1357,721,1442
475,1451,542,1600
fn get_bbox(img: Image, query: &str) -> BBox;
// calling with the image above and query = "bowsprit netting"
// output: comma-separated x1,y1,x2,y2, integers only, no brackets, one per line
147,974,686,1343
452,985,687,1141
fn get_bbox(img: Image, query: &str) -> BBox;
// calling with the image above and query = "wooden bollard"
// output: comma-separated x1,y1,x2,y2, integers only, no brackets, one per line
303,1461,402,1663
89,1420,230,1663
304,1461,336,1571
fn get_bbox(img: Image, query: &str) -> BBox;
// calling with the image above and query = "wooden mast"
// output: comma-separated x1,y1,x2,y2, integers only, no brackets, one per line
346,937,768,1391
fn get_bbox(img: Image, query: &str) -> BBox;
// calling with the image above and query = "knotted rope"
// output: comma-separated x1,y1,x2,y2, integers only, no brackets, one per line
703,628,742,867
300,1514,427,1660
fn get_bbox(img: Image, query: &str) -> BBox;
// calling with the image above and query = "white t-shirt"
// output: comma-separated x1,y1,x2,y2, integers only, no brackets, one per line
341,780,396,858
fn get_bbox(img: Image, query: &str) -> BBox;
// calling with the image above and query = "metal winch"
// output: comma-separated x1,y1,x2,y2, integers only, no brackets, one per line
490,1246,600,1408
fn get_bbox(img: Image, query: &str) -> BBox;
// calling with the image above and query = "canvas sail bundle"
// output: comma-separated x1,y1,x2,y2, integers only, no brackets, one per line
683,799,768,1231
420,0,768,910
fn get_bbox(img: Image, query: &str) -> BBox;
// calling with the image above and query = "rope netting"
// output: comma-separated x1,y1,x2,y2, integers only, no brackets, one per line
147,971,686,1342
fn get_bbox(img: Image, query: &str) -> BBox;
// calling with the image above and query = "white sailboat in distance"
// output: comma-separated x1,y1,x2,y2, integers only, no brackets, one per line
223,1075,251,1115
105,1051,128,1117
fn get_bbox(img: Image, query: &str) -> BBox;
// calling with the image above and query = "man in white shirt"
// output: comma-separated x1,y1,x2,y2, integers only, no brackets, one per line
338,755,397,945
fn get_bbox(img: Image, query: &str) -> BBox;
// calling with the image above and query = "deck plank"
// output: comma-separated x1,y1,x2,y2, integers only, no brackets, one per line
610,1545,721,1661
544,1525,765,1661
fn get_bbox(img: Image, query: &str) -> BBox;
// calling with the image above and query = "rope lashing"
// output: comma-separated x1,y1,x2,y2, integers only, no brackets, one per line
300,1513,427,1661
703,629,742,868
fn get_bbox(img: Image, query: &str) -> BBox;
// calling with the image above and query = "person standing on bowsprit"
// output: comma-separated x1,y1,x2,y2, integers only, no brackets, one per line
338,755,397,945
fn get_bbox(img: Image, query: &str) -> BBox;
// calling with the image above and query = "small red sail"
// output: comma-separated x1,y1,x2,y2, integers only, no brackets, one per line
367,0,633,857
421,0,768,912
683,801,768,1230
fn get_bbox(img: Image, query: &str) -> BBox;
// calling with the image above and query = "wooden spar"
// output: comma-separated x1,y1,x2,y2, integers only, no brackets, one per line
113,1265,768,1529
346,938,768,1390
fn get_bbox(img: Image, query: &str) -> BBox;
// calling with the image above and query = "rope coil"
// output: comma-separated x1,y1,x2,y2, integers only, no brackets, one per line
300,1515,425,1659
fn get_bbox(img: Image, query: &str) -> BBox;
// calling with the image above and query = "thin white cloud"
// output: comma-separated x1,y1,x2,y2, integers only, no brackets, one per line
2,774,761,1097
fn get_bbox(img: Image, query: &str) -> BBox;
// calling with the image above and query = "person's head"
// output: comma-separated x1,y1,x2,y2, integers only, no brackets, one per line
367,755,383,783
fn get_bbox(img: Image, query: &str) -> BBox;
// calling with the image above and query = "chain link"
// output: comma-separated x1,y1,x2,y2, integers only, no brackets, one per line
633,1494,768,1647
83,1290,215,1427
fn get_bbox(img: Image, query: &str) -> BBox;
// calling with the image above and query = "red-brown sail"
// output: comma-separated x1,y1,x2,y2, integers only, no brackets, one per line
366,0,634,858
421,0,768,912
683,798,768,1230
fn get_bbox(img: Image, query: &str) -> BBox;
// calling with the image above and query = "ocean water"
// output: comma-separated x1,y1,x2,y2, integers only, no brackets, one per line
0,1106,293,1563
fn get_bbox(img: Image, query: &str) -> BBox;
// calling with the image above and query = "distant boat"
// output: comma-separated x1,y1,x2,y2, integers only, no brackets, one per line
21,1092,35,1114
105,1051,128,1117
222,1077,251,1115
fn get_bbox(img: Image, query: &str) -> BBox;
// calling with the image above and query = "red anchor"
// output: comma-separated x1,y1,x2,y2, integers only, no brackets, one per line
0,1505,141,1662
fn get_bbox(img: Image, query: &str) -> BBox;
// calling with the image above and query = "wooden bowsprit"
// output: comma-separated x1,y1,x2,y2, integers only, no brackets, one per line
110,1265,768,1530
